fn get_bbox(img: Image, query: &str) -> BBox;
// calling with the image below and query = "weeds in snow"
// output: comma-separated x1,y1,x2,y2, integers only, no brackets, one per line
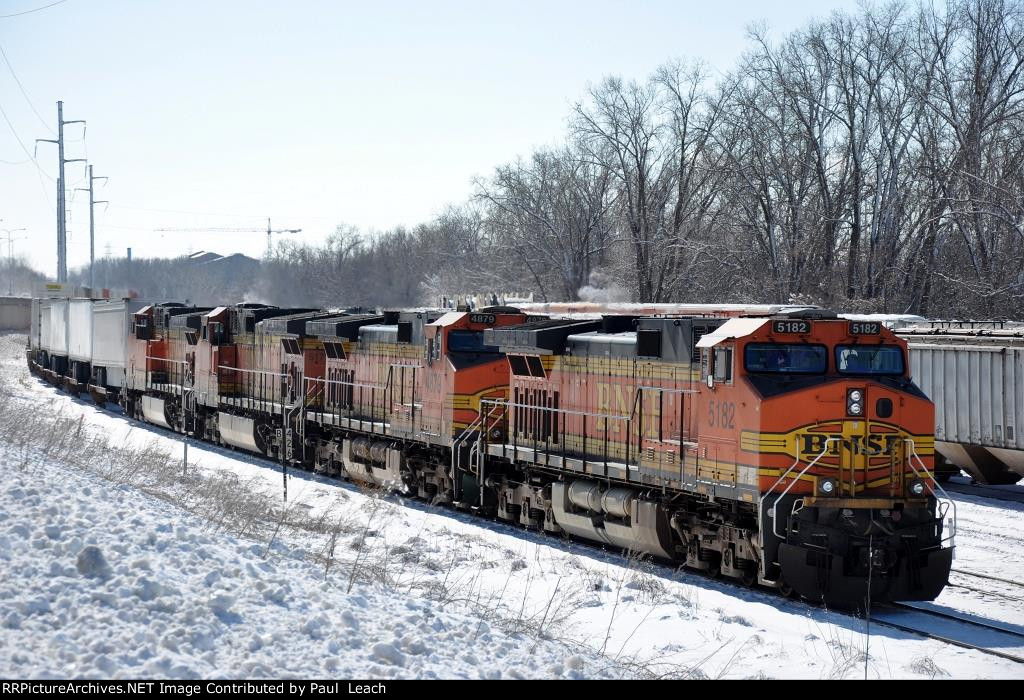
0,362,730,679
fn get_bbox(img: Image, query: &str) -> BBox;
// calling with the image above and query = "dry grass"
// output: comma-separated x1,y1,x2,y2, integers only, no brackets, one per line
0,359,749,679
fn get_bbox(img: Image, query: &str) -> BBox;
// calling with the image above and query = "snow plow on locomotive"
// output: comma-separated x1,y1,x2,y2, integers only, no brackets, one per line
26,298,954,606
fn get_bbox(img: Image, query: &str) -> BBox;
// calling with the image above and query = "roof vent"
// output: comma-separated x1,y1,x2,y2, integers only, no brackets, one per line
778,308,838,320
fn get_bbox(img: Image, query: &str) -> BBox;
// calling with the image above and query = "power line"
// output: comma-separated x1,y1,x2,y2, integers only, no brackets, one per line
108,203,266,219
0,1,69,20
0,97,55,211
75,164,107,288
0,41,54,134
96,224,261,235
107,203,339,221
0,99,54,180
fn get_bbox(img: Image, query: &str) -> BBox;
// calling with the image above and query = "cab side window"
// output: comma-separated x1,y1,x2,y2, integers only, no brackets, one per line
713,346,733,383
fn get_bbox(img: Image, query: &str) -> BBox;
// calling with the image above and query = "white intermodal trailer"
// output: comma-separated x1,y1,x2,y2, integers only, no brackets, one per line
28,293,146,402
39,297,69,376
90,299,146,401
66,298,95,389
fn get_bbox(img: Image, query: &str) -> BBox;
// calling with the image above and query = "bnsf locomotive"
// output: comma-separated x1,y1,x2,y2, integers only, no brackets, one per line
27,297,953,605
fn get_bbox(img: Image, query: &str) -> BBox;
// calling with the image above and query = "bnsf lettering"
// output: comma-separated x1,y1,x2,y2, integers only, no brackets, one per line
595,382,661,438
800,433,902,457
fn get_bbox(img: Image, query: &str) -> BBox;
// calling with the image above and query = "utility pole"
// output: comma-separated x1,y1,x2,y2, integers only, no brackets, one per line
75,165,108,290
1,227,27,296
35,101,85,283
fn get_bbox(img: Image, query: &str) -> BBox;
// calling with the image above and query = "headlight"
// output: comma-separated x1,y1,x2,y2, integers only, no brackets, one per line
818,478,837,496
847,388,865,416
908,479,926,497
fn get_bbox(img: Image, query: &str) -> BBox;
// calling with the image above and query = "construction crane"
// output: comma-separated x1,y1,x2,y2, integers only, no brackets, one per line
154,218,302,256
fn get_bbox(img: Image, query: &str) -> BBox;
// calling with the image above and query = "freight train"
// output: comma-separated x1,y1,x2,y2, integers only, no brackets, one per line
899,322,1024,485
27,297,955,606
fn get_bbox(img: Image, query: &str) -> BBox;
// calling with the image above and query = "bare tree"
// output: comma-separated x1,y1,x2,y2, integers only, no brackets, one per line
476,143,614,301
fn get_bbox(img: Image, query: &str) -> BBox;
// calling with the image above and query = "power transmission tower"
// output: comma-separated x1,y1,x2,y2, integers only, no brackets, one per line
35,100,85,283
1,226,27,295
75,165,108,290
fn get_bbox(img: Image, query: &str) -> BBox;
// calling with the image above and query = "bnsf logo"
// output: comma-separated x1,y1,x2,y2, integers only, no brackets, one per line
800,432,904,458
741,421,931,460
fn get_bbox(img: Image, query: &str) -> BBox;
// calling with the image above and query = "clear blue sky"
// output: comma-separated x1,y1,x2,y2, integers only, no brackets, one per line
0,0,861,276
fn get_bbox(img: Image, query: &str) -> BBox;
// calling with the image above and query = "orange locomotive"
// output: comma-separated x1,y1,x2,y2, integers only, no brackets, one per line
189,304,325,455
99,301,950,605
301,307,531,501
482,309,952,604
123,302,212,431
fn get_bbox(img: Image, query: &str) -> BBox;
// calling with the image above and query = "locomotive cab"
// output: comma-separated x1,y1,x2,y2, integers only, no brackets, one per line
696,311,954,604
420,307,531,449
123,303,213,431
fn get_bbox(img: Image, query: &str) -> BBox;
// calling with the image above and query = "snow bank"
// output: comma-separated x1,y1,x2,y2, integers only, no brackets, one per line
2,334,1022,679
0,442,622,679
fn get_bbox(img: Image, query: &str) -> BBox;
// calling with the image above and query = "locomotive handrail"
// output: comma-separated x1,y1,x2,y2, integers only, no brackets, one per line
494,400,630,422
450,401,507,504
904,438,957,546
767,438,838,539
483,385,697,424
763,432,832,497
145,356,187,365
303,375,394,435
218,364,287,378
481,393,632,469
636,385,698,396
304,375,389,392
481,383,696,481
453,401,505,447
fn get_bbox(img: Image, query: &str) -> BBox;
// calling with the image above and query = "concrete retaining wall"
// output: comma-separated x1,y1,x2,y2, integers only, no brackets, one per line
0,297,31,331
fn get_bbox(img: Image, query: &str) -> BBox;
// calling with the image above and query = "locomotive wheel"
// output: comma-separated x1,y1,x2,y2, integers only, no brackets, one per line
740,566,758,588
776,578,796,598
698,547,721,578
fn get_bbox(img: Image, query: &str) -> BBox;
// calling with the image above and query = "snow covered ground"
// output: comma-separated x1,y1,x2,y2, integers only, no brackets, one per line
2,334,1022,679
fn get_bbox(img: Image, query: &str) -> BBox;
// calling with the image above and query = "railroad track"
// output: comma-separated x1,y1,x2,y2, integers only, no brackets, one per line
871,602,1024,664
943,480,1024,505
951,568,1024,588
32,376,1024,668
944,569,1024,603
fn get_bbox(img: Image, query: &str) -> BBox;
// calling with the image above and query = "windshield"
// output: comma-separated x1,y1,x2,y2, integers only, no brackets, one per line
835,345,904,376
447,330,499,353
744,344,827,374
